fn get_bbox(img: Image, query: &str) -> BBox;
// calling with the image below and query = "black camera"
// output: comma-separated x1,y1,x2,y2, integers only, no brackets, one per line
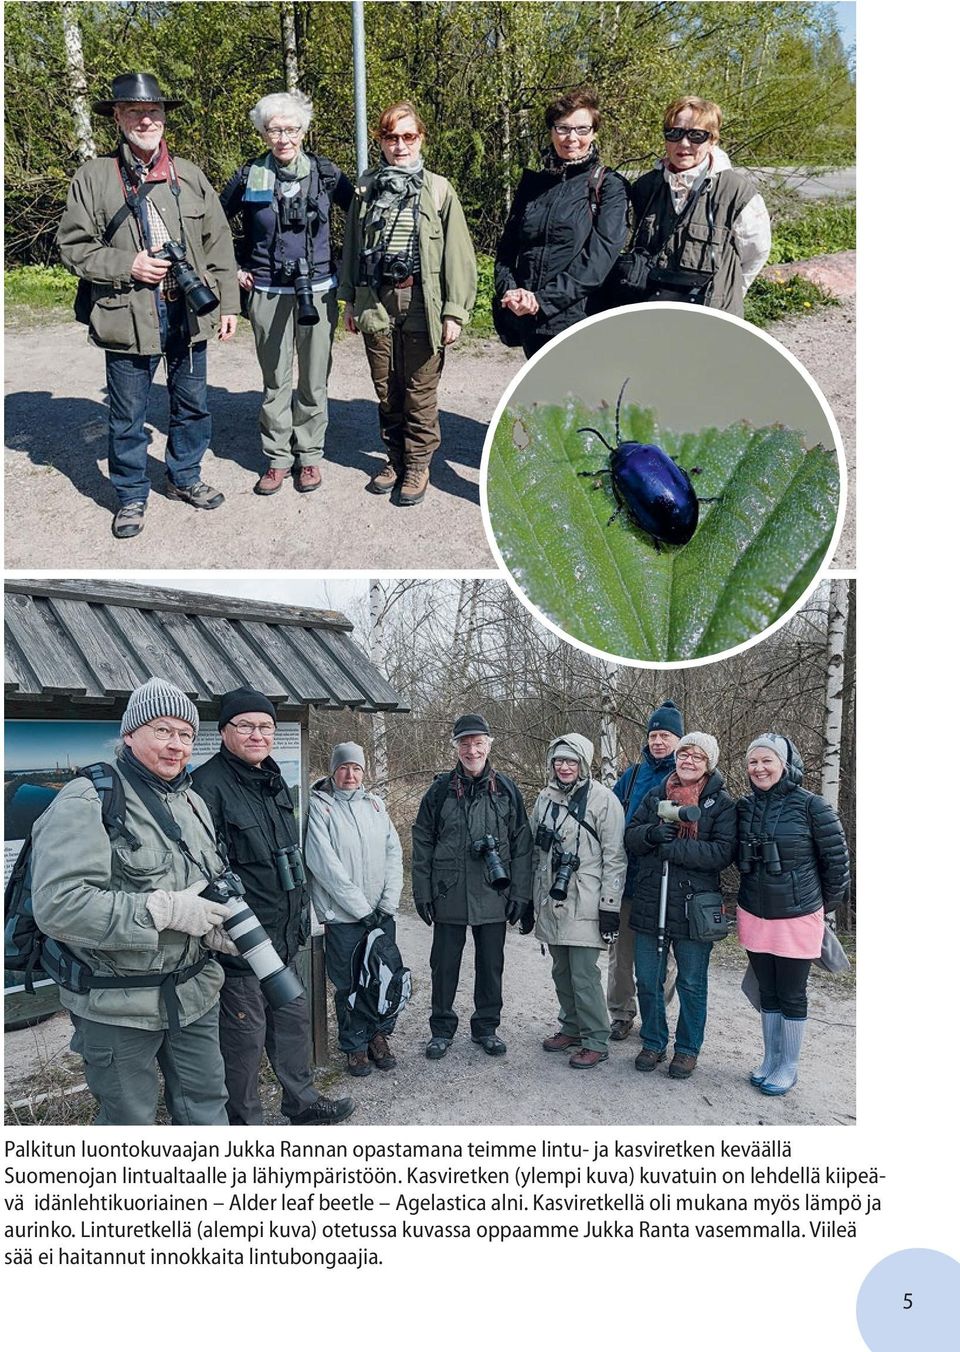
278,258,320,326
549,850,580,902
470,835,510,892
357,245,414,288
535,822,561,853
275,844,306,892
155,240,219,316
204,872,304,1008
381,252,414,285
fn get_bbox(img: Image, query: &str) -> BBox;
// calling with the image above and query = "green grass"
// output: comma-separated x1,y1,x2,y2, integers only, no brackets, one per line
769,201,855,263
4,263,78,309
744,273,840,327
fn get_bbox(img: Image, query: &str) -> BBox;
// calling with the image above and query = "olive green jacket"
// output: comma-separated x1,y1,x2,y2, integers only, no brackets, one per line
340,169,477,354
30,766,225,1030
57,149,240,353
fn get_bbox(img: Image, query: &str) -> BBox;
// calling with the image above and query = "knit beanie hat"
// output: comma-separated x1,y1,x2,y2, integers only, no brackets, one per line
551,741,581,763
676,732,719,772
218,687,277,729
747,734,789,766
452,712,491,740
330,742,366,774
121,678,199,736
648,699,684,738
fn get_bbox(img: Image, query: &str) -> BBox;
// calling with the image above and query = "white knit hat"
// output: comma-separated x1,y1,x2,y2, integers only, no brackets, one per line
676,732,719,771
746,734,789,766
120,678,199,736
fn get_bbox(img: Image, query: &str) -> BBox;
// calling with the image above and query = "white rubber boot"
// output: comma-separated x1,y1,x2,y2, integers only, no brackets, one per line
760,1017,806,1096
750,1009,783,1086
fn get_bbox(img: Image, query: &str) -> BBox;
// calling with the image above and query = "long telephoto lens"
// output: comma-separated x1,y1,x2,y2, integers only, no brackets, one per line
218,895,304,1008
658,801,701,824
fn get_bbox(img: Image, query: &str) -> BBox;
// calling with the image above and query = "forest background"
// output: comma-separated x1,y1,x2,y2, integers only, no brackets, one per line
5,0,856,323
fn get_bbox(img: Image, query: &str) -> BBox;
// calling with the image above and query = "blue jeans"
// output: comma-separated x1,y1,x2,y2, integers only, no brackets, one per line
323,915,398,1054
634,932,712,1057
104,298,211,504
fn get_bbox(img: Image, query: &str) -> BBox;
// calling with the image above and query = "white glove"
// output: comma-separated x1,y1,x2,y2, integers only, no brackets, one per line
146,879,230,937
202,927,240,957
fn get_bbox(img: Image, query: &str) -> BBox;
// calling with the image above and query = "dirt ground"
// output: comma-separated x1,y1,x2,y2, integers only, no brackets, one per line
4,271,854,570
4,908,855,1129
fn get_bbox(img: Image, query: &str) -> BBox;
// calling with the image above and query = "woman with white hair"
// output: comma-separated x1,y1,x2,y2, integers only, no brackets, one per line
221,91,353,496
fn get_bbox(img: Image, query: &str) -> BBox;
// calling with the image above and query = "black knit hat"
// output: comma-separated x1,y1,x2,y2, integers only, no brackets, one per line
647,699,684,738
218,687,277,729
452,712,491,740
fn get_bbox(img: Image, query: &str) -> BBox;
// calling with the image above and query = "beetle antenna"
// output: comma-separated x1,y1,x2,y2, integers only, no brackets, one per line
615,378,630,446
576,426,615,454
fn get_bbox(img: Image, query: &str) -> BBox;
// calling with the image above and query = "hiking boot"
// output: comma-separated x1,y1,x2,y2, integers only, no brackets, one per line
166,479,225,510
112,501,146,539
295,464,322,493
288,1095,355,1125
668,1053,698,1079
542,1031,582,1053
609,1018,635,1042
634,1048,667,1072
425,1037,451,1060
368,462,399,494
368,1033,397,1070
347,1050,372,1078
471,1034,507,1056
398,464,429,506
569,1048,608,1069
254,467,290,496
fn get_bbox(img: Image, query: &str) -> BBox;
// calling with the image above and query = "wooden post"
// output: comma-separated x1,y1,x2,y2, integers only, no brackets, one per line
310,934,328,1065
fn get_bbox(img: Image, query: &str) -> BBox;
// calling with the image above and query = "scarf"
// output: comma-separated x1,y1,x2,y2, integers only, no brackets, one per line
119,744,191,796
541,142,599,175
663,771,705,839
243,149,311,203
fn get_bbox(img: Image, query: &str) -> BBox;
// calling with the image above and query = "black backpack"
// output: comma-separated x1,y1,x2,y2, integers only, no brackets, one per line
347,926,412,1030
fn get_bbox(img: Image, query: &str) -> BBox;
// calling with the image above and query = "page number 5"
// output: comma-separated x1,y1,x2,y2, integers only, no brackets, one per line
903,1293,913,1309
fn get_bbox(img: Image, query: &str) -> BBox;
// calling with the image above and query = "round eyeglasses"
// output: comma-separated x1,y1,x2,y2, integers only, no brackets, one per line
227,720,276,736
144,723,196,745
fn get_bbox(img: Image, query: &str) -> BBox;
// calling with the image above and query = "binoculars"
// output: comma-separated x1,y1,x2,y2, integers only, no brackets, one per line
275,844,306,892
738,835,782,875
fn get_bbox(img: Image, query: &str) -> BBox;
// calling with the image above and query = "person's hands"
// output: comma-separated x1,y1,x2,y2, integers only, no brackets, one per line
130,249,172,285
202,927,240,956
146,880,230,937
218,315,237,340
441,318,462,346
598,909,620,945
237,269,254,291
518,901,536,936
360,908,385,932
500,288,539,316
343,302,358,334
505,897,523,926
414,898,435,927
646,820,678,846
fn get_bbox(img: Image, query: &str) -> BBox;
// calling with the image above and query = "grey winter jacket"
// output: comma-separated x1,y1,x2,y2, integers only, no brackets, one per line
531,735,626,949
30,763,225,1030
305,778,403,925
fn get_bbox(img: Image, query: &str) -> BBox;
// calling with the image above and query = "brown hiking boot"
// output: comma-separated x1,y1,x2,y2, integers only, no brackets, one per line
668,1053,698,1079
254,467,290,496
295,464,322,493
569,1048,609,1069
542,1031,581,1053
368,462,399,494
398,464,429,506
609,1018,635,1041
634,1047,667,1072
368,1033,397,1070
347,1050,372,1078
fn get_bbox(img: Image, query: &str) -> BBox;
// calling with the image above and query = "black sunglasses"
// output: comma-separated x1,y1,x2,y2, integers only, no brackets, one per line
664,127,712,144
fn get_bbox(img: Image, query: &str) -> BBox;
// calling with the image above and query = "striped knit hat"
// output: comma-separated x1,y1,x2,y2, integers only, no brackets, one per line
120,678,199,736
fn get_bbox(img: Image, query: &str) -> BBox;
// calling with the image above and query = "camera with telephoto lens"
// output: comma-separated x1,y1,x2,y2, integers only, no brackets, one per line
469,835,510,892
204,871,304,1007
535,822,562,853
275,844,306,892
738,834,782,876
154,240,219,316
549,850,580,903
657,800,702,825
277,258,320,326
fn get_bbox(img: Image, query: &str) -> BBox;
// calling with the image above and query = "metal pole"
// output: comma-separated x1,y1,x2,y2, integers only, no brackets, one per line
352,0,368,177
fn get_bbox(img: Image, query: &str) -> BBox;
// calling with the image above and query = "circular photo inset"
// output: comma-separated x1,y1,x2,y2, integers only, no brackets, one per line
483,305,845,665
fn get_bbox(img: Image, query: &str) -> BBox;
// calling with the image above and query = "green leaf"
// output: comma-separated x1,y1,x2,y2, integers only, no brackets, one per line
487,398,840,662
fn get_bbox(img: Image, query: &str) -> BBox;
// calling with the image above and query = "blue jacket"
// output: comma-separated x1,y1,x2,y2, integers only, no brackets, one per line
613,746,676,897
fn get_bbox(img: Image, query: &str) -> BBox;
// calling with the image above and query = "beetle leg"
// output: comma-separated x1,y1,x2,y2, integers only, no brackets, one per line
688,465,703,475
606,505,624,528
697,495,721,504
578,468,612,480
652,537,664,554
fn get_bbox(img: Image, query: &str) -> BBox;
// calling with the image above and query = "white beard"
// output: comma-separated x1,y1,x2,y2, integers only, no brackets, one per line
125,128,163,156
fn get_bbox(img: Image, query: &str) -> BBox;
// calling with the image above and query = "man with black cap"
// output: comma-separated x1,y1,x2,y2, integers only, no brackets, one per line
57,73,239,541
191,687,354,1125
411,713,533,1060
30,678,232,1126
607,699,685,1040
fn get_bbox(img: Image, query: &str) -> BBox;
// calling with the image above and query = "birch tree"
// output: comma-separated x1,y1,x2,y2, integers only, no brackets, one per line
368,579,389,795
280,2,300,92
61,3,96,162
820,578,848,809
599,662,620,787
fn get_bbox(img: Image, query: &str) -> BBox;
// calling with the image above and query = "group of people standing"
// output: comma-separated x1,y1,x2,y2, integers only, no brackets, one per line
58,73,770,539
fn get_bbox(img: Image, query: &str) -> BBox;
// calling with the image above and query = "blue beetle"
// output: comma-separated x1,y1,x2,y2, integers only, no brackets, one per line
577,378,717,550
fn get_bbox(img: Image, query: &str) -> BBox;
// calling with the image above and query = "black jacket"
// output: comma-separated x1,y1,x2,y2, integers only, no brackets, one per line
411,763,533,926
736,770,849,920
191,747,308,969
494,156,627,341
624,770,737,940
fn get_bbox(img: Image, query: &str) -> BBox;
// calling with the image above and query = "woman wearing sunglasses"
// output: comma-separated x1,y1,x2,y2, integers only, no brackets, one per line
341,101,477,506
616,96,770,315
493,87,628,358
